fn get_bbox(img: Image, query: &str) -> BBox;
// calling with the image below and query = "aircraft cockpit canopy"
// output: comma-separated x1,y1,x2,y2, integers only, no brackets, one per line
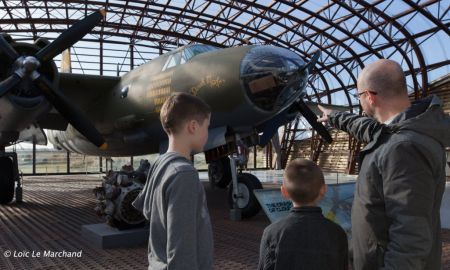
184,44,219,60
241,46,306,112
162,44,219,71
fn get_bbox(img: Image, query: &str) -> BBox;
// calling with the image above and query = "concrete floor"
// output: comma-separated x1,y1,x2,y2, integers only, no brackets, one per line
0,174,449,269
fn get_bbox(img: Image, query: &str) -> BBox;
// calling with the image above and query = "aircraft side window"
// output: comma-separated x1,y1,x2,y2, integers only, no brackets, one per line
162,46,218,71
183,45,218,62
162,52,182,71
162,55,175,71
180,51,187,65
172,52,181,66
184,48,194,61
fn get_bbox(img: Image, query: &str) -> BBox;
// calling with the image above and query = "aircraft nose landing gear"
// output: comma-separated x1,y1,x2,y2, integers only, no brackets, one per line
228,167,263,219
206,135,264,220
227,154,263,220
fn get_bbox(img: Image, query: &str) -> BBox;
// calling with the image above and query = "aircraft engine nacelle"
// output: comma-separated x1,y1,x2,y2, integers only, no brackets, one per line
0,38,59,145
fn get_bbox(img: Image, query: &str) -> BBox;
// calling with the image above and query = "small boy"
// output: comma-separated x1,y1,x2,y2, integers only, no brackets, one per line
132,92,213,270
258,158,348,270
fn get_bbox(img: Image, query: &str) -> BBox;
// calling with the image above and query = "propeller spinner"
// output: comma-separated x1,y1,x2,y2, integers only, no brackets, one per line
0,10,107,149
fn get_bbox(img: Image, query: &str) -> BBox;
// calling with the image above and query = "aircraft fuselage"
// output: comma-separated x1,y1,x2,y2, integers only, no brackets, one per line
47,44,307,157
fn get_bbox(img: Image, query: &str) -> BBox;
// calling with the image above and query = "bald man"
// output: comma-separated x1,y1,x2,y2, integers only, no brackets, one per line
318,59,450,270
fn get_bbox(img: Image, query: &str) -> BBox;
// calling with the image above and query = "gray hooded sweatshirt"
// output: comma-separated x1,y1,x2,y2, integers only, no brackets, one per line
329,95,450,270
132,152,213,270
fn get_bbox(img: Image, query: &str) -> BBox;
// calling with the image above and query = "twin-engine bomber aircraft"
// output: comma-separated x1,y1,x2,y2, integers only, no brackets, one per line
0,10,336,218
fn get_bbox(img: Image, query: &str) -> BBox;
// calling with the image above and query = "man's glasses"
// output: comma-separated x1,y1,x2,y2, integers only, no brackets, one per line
352,90,377,99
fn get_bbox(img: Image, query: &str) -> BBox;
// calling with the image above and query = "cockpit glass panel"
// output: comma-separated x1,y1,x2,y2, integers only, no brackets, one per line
240,46,306,111
183,44,219,61
162,45,218,71
162,52,182,71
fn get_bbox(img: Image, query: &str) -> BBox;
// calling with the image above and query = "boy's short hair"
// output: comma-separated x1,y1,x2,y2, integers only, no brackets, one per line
160,92,211,135
284,159,325,204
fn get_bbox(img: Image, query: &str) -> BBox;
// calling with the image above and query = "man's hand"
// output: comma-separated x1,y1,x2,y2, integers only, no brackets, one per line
317,105,333,124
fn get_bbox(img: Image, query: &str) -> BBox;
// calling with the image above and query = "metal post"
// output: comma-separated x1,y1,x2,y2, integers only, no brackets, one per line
32,141,36,175
229,155,242,221
12,152,22,203
100,40,103,75
66,151,70,174
253,145,257,169
130,44,134,69
268,143,273,169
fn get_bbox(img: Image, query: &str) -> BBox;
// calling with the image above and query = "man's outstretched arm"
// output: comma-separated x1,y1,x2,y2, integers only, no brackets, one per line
317,105,385,144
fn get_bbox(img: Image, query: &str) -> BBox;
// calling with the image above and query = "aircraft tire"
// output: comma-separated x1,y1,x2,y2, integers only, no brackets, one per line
0,157,15,204
208,157,231,189
227,173,263,218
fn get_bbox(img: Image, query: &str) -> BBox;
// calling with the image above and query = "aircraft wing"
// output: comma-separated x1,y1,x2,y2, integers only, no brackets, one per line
57,73,120,109
36,73,120,131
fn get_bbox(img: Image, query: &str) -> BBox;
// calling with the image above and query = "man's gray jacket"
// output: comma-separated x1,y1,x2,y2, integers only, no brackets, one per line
328,95,450,270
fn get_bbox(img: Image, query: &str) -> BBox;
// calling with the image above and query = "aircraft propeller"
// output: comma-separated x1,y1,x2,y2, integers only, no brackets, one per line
285,51,333,143
0,10,107,149
293,99,333,143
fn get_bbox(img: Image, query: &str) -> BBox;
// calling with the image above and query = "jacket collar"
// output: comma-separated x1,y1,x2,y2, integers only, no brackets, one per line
361,95,441,153
290,206,322,214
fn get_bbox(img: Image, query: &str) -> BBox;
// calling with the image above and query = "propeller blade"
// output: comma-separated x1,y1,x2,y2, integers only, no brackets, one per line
294,99,333,143
304,101,351,115
35,10,106,62
34,75,107,149
0,74,21,97
0,34,19,63
305,51,321,73
60,49,72,73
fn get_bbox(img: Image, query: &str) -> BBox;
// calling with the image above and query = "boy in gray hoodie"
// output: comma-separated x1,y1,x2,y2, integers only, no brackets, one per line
133,92,213,270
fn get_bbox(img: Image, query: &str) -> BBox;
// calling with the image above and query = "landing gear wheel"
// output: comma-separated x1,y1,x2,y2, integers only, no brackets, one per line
208,157,231,189
0,157,15,204
227,173,263,218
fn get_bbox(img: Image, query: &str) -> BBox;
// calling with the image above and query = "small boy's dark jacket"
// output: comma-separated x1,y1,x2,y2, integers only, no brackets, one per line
258,206,348,270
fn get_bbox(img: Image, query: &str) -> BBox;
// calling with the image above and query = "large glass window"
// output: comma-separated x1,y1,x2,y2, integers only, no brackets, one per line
69,153,100,173
35,149,67,174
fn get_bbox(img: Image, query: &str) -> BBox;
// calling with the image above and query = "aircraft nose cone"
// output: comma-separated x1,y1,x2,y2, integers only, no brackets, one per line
240,46,307,112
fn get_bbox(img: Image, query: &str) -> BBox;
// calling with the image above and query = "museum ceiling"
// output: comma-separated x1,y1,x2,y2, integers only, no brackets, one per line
0,0,448,108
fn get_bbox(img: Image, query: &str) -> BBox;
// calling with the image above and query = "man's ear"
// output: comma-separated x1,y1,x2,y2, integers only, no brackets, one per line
367,90,377,105
281,185,290,199
319,183,327,197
